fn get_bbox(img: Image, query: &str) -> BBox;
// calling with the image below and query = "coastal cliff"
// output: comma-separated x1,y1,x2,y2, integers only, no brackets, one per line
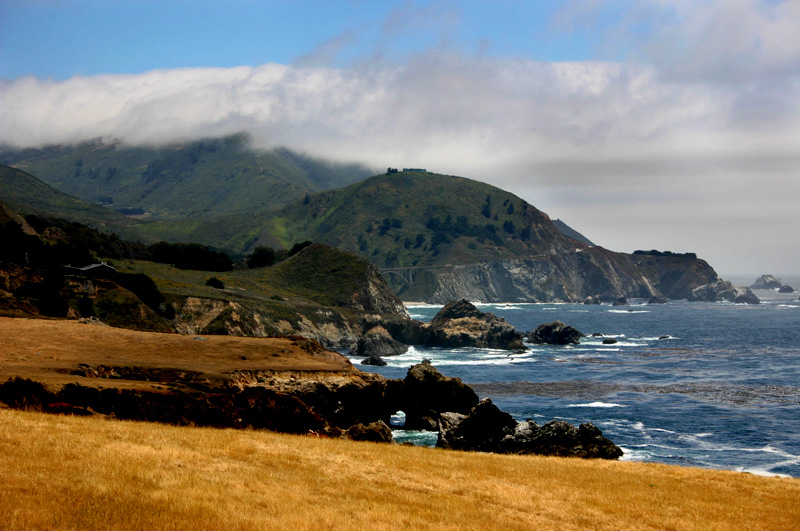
395,247,718,304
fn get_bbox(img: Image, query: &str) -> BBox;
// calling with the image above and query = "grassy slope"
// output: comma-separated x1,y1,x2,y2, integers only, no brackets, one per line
112,244,376,310
2,408,798,531
0,165,124,228
1,135,374,221
246,171,566,268
0,317,354,390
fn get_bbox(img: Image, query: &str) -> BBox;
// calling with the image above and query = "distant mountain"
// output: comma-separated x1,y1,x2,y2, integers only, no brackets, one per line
1,134,375,220
552,219,595,246
1,160,721,304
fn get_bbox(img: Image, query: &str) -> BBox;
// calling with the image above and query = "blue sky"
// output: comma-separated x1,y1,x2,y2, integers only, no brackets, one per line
1,0,619,79
2,0,800,275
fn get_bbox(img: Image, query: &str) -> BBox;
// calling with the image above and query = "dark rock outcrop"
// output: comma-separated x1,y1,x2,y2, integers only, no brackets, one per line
423,299,525,350
349,326,408,357
750,274,782,290
437,398,623,459
346,420,393,443
528,321,584,345
402,361,479,430
500,420,623,459
612,297,628,306
437,398,516,452
583,295,601,305
778,285,795,293
361,354,387,366
690,280,760,305
648,296,668,304
602,338,618,344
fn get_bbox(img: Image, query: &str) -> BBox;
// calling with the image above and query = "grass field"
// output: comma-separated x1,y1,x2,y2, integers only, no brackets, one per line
1,408,799,531
2,315,799,529
0,317,354,391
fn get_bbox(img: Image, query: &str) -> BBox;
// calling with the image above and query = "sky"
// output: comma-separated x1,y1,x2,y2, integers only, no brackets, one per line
1,0,799,276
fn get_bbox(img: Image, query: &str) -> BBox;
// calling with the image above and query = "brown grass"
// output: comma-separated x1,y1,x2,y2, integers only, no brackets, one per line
0,317,354,390
1,408,798,531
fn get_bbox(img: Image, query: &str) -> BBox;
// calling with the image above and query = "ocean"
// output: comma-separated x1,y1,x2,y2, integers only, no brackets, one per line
347,276,800,478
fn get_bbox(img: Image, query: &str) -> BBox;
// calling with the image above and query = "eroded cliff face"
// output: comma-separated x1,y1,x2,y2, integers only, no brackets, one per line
172,296,364,347
397,247,719,304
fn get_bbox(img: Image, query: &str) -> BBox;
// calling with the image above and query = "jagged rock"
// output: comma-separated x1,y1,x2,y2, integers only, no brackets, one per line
402,361,479,430
528,321,584,345
361,353,387,366
583,295,601,305
690,280,760,304
778,285,795,293
349,326,408,357
750,274,782,290
612,297,628,306
424,299,525,350
346,420,393,443
648,296,668,304
438,400,623,459
498,419,622,458
437,398,516,452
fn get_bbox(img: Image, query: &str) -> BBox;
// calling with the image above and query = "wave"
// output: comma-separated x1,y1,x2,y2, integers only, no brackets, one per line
566,401,626,408
608,310,651,314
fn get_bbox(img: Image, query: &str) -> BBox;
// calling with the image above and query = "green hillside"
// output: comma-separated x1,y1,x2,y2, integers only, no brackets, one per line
0,134,374,220
0,165,124,229
240,171,571,269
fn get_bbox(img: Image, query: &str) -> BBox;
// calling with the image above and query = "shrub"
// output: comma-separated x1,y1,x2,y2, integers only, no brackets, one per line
205,277,225,289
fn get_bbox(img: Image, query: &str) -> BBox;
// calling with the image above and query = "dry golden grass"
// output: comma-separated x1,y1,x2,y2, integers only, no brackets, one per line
0,317,354,390
2,408,798,531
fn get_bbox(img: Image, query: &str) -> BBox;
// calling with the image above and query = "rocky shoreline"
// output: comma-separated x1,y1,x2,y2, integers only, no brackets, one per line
0,358,622,460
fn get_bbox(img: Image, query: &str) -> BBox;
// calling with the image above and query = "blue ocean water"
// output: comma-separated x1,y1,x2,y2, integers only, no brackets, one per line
348,279,800,477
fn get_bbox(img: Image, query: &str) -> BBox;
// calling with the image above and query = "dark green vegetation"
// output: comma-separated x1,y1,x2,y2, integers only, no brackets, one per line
195,171,565,267
1,134,374,221
633,249,698,259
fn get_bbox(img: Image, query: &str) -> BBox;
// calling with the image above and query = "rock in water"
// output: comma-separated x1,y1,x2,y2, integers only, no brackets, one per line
778,285,795,293
690,280,760,304
750,274,782,290
612,297,628,306
437,398,516,452
583,295,601,305
528,321,584,345
424,299,525,350
349,325,408,357
648,296,668,304
437,399,623,459
361,353,387,366
402,361,479,430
